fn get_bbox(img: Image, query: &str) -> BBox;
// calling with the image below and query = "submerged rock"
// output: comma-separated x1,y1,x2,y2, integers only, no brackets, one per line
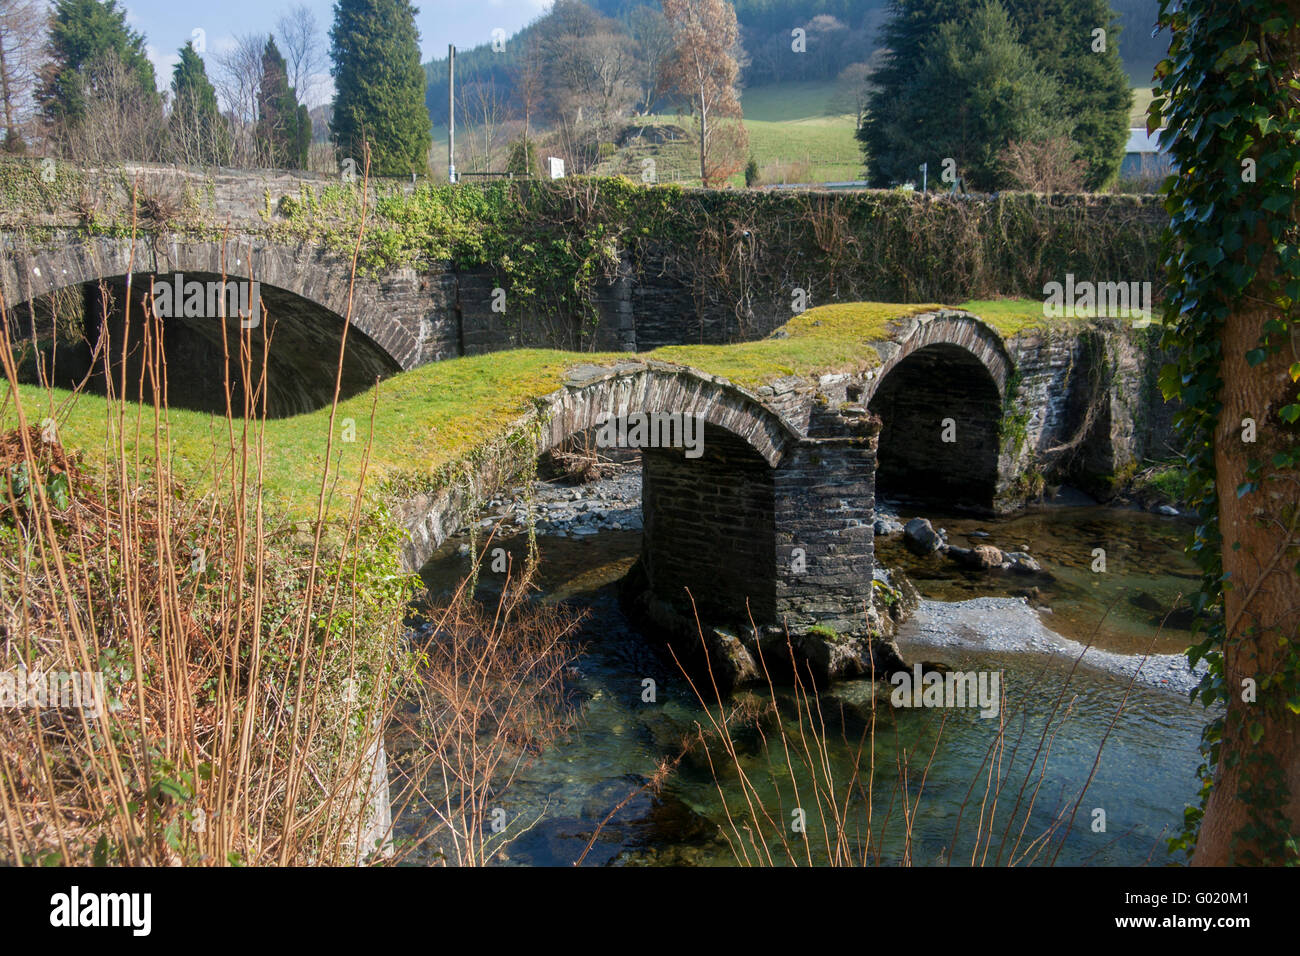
874,514,904,536
1003,551,1042,574
949,543,1004,570
903,517,945,556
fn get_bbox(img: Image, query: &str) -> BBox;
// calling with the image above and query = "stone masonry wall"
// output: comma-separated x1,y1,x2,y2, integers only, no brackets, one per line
772,423,880,638
641,429,777,625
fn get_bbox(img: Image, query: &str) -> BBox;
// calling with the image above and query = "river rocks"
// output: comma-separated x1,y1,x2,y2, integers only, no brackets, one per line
903,517,945,555
457,466,644,539
1129,591,1196,629
1002,551,1042,574
949,543,1004,570
709,628,761,687
874,514,904,536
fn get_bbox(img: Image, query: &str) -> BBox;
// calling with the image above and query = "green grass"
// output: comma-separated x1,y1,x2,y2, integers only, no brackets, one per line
445,80,1152,187
599,82,862,187
957,298,1057,336
3,298,1062,521
1130,86,1154,128
737,117,862,185
738,82,849,124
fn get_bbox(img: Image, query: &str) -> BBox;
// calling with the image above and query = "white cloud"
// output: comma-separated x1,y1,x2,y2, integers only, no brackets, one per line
144,43,181,90
210,33,240,56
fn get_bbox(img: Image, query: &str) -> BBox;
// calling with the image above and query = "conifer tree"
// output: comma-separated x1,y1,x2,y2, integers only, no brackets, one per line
329,0,431,176
39,0,157,125
170,41,230,166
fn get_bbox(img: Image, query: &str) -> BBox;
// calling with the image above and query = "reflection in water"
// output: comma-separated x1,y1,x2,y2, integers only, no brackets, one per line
416,508,1207,867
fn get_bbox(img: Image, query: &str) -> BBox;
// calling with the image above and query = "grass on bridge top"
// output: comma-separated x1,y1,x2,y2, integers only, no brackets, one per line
3,298,1056,521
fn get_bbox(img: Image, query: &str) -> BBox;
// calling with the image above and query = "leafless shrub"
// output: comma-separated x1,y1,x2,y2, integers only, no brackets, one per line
50,55,166,164
998,135,1088,193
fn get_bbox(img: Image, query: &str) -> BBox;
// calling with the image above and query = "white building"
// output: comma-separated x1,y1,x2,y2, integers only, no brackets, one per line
1121,127,1171,179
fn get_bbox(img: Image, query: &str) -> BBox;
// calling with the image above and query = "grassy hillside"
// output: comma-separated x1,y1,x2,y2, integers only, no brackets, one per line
595,82,862,187
1130,87,1155,128
595,79,1155,188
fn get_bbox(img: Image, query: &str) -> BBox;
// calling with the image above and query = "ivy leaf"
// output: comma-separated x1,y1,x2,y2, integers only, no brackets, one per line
1289,362,1300,382
1245,347,1268,366
1280,404,1300,424
1261,193,1293,213
1214,41,1257,72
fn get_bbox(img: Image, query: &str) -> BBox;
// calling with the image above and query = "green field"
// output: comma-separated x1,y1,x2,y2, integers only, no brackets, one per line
1131,86,1155,127
597,82,861,187
442,78,1155,188
598,80,1154,188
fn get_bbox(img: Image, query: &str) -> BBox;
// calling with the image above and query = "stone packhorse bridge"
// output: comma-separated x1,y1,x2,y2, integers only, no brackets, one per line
393,311,1018,684
0,165,1169,682
1,223,1017,678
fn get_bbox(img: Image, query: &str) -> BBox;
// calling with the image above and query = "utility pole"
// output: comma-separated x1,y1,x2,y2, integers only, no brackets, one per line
448,44,456,184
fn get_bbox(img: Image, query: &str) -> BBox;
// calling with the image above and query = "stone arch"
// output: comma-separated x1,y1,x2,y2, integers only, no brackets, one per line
534,361,800,467
862,311,1014,512
861,310,1014,404
1,232,410,416
397,361,803,572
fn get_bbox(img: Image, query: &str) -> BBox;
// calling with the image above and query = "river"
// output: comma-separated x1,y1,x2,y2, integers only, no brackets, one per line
414,472,1211,866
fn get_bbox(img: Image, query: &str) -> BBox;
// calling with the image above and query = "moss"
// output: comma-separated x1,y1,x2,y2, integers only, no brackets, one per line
1,295,1159,525
1130,459,1191,505
3,301,959,520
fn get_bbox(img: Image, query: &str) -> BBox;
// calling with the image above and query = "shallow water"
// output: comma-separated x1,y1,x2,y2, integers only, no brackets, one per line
875,505,1202,656
415,505,1209,867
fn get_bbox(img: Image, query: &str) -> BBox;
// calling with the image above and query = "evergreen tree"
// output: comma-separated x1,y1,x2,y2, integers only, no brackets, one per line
170,41,230,165
39,0,157,125
887,1,1064,191
857,0,962,187
256,37,310,169
329,0,431,176
1004,0,1132,190
293,101,312,169
860,0,1132,190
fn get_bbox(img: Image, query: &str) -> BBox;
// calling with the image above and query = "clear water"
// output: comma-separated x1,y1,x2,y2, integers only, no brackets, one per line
416,508,1209,867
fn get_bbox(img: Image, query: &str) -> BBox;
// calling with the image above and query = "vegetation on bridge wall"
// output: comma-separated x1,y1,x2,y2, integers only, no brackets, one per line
270,177,1166,332
0,156,1165,344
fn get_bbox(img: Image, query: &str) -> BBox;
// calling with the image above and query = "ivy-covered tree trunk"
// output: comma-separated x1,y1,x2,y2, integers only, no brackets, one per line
1199,245,1300,865
1156,0,1300,865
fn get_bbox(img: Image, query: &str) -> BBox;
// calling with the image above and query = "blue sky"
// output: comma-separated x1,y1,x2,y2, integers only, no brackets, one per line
123,0,552,105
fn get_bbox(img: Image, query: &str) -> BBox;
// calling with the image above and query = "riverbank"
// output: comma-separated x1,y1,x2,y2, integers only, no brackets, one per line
897,596,1207,695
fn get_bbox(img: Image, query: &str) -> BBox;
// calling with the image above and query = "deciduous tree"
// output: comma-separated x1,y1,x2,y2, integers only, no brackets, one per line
661,0,748,187
0,0,44,151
